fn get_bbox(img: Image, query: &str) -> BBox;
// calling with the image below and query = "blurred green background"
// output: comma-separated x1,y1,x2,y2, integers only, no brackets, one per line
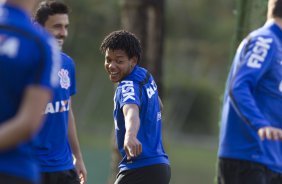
57,0,266,183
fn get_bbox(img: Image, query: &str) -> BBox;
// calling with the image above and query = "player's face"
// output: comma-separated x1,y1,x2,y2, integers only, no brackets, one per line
104,49,137,83
44,14,69,49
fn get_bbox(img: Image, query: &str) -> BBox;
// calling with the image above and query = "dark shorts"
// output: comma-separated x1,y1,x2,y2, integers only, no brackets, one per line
115,164,171,184
41,169,80,184
0,173,34,184
217,158,282,184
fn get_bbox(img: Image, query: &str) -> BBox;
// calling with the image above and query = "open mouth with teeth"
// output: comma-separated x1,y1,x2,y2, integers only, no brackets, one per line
110,72,118,76
109,71,119,82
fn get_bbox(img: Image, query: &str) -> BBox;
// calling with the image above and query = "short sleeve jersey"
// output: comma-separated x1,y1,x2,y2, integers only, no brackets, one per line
33,52,76,172
0,4,60,183
218,22,282,173
114,65,169,172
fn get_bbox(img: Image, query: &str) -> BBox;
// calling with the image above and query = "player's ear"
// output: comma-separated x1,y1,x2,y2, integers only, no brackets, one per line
130,56,138,67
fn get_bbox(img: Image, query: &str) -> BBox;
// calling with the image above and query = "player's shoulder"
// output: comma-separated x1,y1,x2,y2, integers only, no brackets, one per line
236,23,279,69
239,23,277,56
118,66,153,95
0,7,53,48
61,52,73,60
125,65,150,83
61,52,75,65
248,22,277,45
10,21,58,56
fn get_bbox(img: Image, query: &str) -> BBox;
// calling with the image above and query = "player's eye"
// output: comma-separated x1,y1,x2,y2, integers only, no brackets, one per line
105,58,111,63
116,60,124,64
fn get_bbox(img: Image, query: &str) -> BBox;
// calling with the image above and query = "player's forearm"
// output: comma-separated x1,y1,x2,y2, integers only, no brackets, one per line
70,135,83,160
0,118,35,150
68,108,83,159
69,135,83,159
124,105,140,136
0,86,50,150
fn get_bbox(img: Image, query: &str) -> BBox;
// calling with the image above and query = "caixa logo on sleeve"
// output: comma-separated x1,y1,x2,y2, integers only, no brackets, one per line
58,69,70,89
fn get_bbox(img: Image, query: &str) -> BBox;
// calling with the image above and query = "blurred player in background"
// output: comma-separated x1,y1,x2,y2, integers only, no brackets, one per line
218,0,282,183
33,1,87,184
0,0,61,183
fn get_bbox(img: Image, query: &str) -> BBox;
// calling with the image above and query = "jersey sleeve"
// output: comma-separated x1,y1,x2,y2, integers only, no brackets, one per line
62,53,76,96
229,35,276,130
118,80,141,108
69,58,76,96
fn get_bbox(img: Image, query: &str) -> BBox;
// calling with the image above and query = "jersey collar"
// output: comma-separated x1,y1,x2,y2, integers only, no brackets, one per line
268,21,282,42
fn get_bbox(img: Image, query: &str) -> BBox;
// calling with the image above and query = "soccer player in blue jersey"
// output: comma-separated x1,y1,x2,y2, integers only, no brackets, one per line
33,1,87,184
217,0,282,183
0,0,61,184
100,30,170,184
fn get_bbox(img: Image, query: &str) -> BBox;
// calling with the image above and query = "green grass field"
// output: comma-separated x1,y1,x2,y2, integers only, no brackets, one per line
168,137,218,184
80,132,218,184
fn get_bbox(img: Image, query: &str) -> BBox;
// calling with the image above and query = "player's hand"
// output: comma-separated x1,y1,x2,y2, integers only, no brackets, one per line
258,126,282,141
124,133,142,160
75,158,87,184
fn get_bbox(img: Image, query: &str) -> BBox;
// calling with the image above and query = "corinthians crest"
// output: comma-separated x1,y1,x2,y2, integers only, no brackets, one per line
58,69,70,89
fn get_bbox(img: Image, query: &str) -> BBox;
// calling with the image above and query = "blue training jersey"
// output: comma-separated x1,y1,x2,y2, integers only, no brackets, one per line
218,21,282,173
33,52,76,172
114,65,169,172
0,4,60,183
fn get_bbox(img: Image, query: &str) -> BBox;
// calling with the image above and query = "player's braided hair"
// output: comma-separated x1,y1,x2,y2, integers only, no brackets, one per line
34,1,70,26
100,30,142,64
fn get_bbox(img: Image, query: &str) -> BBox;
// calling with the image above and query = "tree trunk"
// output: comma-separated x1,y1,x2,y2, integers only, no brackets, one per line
233,0,267,52
120,0,165,97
